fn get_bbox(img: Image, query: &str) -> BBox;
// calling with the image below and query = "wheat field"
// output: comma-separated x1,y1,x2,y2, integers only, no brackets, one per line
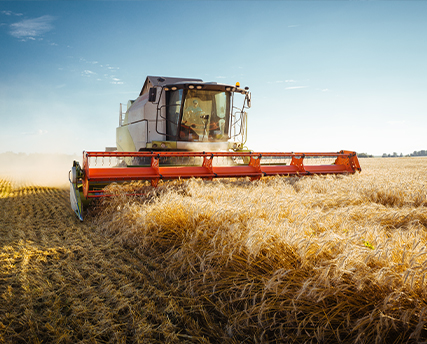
1,157,426,343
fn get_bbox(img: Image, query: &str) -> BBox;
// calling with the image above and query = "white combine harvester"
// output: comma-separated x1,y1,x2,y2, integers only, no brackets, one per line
70,76,361,220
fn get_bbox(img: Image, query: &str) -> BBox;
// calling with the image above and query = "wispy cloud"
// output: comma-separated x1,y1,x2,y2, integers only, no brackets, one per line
79,58,99,65
285,80,296,83
110,76,122,84
285,86,307,90
1,10,23,16
76,57,123,85
82,70,96,77
267,80,289,84
9,15,56,41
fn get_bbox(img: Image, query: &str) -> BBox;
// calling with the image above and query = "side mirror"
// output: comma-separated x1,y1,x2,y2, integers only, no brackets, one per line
246,92,251,108
148,87,157,102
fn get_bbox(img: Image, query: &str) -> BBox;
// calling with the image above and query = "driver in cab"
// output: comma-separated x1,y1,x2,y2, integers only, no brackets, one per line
184,99,203,122
180,99,204,140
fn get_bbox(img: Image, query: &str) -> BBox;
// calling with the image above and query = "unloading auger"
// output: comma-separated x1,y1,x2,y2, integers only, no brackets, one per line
70,76,361,221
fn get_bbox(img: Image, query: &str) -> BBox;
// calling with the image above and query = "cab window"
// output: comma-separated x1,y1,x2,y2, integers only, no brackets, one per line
166,89,182,139
180,89,230,141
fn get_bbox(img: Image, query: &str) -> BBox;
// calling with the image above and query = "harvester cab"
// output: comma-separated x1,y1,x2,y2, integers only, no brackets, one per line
70,76,361,221
116,76,251,154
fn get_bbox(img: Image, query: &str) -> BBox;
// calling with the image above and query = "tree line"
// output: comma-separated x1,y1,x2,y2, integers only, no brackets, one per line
410,150,427,156
357,150,427,158
381,150,427,158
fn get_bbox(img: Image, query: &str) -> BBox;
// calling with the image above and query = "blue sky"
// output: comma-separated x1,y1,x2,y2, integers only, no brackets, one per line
0,1,426,156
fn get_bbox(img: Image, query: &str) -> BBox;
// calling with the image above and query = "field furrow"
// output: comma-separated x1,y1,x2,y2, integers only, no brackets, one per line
0,182,208,343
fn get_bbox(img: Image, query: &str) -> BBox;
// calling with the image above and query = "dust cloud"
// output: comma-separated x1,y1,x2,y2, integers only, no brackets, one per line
0,152,81,188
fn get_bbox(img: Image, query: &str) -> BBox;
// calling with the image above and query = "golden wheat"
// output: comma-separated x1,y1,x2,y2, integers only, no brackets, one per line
1,157,426,343
94,157,427,343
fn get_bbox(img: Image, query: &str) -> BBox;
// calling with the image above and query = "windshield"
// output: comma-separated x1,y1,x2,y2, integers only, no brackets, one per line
180,89,230,141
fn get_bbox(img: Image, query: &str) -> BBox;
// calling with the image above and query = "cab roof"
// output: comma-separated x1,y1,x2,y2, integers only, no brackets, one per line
140,76,203,96
140,75,249,96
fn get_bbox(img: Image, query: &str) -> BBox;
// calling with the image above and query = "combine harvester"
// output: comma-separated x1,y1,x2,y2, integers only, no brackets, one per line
70,76,361,221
